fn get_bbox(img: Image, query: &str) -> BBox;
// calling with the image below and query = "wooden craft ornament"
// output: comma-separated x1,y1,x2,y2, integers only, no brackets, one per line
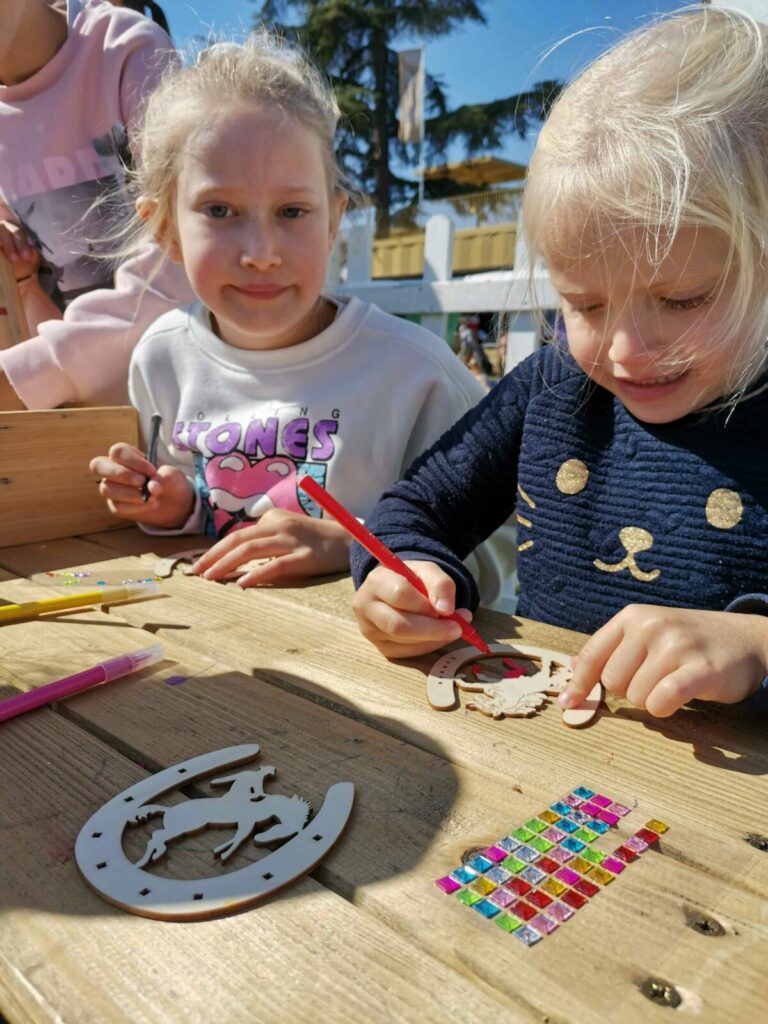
75,744,354,921
427,643,602,726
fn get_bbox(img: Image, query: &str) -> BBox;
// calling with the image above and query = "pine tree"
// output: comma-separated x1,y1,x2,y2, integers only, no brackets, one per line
253,1,560,236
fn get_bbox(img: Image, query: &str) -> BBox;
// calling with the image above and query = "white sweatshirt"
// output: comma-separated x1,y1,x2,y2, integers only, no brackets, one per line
129,297,516,603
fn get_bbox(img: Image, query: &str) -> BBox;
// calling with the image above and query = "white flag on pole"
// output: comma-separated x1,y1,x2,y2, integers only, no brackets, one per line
397,48,424,144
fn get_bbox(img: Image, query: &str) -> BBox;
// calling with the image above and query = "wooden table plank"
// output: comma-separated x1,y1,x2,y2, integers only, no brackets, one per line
1,539,766,1023
0,709,530,1024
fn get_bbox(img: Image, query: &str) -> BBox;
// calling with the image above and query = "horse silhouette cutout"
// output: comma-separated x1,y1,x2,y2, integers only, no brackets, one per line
129,765,312,868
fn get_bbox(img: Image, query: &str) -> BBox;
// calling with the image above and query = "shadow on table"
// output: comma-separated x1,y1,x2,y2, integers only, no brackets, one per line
602,701,768,776
0,665,460,919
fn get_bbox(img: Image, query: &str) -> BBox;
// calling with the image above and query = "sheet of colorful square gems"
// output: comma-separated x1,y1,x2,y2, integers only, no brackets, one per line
434,786,669,946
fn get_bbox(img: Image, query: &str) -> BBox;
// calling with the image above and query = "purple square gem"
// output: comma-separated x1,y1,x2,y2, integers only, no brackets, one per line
555,866,580,886
590,794,612,808
435,875,462,893
597,810,620,826
483,845,509,863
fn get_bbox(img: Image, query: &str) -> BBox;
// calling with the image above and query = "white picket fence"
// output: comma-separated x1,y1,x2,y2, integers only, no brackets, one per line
326,213,558,372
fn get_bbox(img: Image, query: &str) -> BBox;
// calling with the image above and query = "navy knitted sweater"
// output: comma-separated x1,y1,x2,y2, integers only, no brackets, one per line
351,344,768,637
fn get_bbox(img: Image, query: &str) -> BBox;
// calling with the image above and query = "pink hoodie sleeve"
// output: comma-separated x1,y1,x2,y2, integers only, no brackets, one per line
0,3,192,408
2,252,194,408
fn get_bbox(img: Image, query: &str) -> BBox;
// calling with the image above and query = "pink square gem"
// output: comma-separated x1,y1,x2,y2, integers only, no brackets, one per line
590,794,612,808
608,802,631,816
542,827,566,843
483,845,508,862
625,835,649,853
489,887,515,908
555,867,580,886
601,857,626,875
597,810,620,826
435,875,462,893
563,793,583,807
547,901,574,922
531,913,558,935
581,802,602,816
549,846,573,864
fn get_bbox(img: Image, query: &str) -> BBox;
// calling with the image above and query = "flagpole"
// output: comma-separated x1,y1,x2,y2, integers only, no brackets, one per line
418,43,425,213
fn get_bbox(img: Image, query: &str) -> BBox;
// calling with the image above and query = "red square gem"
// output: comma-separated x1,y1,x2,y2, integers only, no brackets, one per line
573,878,600,898
614,845,638,863
504,878,532,896
511,900,537,921
635,828,660,845
526,889,553,909
535,857,559,874
560,889,588,910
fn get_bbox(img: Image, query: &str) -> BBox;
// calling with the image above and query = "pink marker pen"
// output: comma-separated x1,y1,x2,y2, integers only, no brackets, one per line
0,643,164,723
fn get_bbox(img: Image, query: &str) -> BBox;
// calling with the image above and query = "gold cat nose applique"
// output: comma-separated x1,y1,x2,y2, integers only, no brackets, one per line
594,526,661,582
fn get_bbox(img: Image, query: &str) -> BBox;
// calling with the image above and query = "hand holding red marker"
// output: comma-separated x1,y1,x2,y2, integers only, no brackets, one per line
298,476,491,655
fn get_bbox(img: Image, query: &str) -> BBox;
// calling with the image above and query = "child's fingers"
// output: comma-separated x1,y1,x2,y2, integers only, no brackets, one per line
362,599,463,648
89,453,147,490
236,551,307,589
100,479,152,506
0,221,34,262
108,441,156,476
193,530,286,579
644,663,708,718
559,615,625,708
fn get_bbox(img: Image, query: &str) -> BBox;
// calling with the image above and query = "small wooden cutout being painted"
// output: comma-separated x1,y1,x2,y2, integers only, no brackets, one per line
75,744,354,920
427,643,602,726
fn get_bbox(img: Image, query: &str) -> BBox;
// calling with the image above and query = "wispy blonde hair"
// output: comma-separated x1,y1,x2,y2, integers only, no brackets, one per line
123,31,346,260
523,6,768,399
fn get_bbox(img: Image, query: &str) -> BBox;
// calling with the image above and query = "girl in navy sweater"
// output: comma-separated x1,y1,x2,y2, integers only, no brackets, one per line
351,8,768,717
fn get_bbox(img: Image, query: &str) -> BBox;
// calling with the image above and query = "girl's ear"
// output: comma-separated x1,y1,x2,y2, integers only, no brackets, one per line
328,191,348,250
136,195,183,263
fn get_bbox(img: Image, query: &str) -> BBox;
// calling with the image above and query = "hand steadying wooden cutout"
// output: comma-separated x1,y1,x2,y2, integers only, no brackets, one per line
427,643,602,725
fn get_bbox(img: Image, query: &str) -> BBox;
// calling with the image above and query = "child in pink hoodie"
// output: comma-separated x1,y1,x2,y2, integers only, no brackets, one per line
0,0,192,409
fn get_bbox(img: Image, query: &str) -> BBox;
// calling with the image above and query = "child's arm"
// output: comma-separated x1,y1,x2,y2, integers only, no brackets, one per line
559,604,768,717
189,510,353,587
352,561,472,658
89,441,195,529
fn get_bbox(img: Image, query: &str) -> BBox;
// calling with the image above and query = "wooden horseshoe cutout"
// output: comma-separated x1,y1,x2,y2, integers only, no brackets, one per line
427,643,602,726
75,744,354,921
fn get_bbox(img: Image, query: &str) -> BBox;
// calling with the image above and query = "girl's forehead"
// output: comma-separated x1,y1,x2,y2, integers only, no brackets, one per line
545,224,731,286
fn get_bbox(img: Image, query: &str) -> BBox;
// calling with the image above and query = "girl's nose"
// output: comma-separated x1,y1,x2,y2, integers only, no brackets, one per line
239,230,281,270
606,308,658,367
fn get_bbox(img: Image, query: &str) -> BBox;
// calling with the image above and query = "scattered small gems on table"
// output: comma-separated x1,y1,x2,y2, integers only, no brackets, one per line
434,786,669,947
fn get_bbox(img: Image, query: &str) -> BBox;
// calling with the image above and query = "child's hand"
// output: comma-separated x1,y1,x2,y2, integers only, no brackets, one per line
352,561,471,659
0,220,41,281
89,442,194,529
559,604,768,717
190,509,352,587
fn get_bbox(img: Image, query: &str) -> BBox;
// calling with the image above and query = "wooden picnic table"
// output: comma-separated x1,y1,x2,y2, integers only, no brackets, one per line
0,525,766,1024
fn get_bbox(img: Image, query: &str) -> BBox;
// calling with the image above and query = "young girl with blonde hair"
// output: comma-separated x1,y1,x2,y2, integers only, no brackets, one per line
352,7,768,717
90,35,513,596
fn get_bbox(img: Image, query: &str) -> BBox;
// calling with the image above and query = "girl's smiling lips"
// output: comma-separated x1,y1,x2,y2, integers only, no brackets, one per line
232,283,290,298
613,368,689,401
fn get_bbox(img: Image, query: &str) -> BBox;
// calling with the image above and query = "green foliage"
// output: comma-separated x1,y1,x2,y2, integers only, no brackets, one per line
252,1,560,233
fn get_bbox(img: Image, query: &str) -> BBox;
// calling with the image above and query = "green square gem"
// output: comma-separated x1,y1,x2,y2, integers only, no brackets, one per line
574,828,598,843
500,856,525,873
512,827,534,842
495,913,522,933
528,836,554,853
581,848,606,864
524,818,548,833
456,889,482,906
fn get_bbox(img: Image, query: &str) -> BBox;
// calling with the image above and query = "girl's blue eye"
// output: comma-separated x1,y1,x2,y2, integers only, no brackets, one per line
281,206,306,220
206,204,232,219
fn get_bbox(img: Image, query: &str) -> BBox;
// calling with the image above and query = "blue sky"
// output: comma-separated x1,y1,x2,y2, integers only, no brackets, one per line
167,1,689,167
